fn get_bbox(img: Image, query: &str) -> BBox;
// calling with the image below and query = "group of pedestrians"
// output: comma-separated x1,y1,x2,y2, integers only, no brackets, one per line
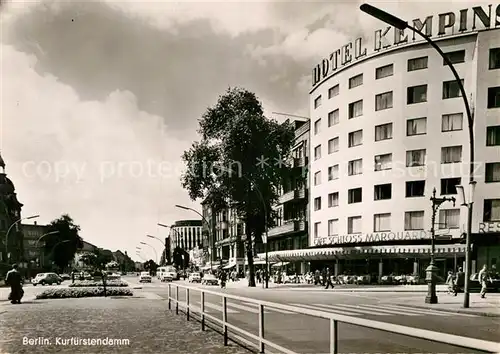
446,264,493,298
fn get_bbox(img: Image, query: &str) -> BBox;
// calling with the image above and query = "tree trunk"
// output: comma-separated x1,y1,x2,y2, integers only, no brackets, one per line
245,220,256,287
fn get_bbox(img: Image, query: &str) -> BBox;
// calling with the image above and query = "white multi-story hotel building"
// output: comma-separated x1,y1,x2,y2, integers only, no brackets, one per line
169,220,203,257
266,7,500,279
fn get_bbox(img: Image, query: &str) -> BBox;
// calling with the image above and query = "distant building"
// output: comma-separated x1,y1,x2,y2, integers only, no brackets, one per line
72,240,99,268
21,221,49,268
169,220,203,260
0,152,24,269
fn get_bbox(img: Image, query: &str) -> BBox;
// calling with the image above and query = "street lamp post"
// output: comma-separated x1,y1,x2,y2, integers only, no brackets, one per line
4,215,40,261
174,206,214,270
158,223,183,266
147,234,167,265
360,2,475,308
140,242,158,264
35,231,60,268
427,188,456,304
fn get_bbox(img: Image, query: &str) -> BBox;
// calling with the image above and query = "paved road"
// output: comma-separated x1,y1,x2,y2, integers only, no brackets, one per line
124,276,500,353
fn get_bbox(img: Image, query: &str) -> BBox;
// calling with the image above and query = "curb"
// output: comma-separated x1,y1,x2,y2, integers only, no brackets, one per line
394,303,500,317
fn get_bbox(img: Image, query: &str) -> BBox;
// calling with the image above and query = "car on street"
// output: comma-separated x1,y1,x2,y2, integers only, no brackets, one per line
201,274,219,286
157,266,177,282
58,273,71,280
188,273,201,283
139,272,152,283
32,273,62,286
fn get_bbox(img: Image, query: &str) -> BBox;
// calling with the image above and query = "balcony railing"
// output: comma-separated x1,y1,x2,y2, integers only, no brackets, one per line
268,220,306,237
279,187,306,204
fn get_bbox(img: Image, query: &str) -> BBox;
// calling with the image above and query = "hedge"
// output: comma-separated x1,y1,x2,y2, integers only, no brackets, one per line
68,280,129,288
36,287,133,299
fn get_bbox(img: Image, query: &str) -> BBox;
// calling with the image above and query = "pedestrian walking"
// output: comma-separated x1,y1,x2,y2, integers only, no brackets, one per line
324,267,334,289
220,270,227,289
478,265,492,299
454,267,465,296
445,270,455,294
5,264,24,304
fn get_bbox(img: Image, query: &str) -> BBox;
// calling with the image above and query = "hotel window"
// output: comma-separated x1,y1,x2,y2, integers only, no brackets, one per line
328,164,339,180
441,177,461,195
348,188,362,204
407,84,427,104
443,79,464,99
443,50,465,65
314,197,321,211
485,163,500,183
348,216,362,234
328,109,339,127
376,64,393,79
314,222,321,238
406,180,425,197
348,100,363,118
348,159,363,175
314,95,322,109
328,219,338,236
375,91,393,111
328,192,339,207
348,130,363,147
314,171,321,186
442,113,463,132
484,199,500,222
405,211,424,230
314,145,321,160
328,84,340,98
406,149,426,167
314,118,321,135
374,183,392,200
439,209,460,229
349,74,363,89
375,123,393,141
490,48,500,70
441,146,462,164
408,56,428,71
486,126,500,146
487,87,500,108
374,213,391,232
328,137,339,153
407,117,427,136
374,153,392,171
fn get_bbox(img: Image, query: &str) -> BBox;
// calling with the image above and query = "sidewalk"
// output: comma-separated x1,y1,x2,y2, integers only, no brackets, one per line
389,293,500,317
1,297,249,353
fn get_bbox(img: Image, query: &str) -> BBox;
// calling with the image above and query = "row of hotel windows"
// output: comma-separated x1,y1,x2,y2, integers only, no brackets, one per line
314,160,500,186
313,84,500,137
314,199,500,237
313,125,500,161
314,181,499,217
313,48,500,109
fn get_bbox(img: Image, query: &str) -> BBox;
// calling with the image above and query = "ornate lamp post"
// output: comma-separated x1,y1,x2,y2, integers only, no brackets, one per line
360,1,475,309
427,188,455,304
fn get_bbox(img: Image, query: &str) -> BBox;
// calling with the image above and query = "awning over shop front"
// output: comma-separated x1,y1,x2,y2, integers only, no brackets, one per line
223,263,235,269
271,262,289,267
261,244,467,263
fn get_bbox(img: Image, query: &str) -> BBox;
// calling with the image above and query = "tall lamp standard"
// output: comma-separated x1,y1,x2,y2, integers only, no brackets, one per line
174,205,214,270
147,234,167,265
455,181,477,304
427,188,455,304
34,231,60,267
360,2,475,308
140,242,158,264
4,214,40,261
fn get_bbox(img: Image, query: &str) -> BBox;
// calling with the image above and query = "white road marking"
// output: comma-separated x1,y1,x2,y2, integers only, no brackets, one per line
201,301,239,313
290,303,364,317
354,304,420,316
382,304,478,317
240,302,295,314
317,303,390,316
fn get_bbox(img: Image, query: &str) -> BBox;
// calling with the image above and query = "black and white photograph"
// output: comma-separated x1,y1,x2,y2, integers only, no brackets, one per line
0,0,499,353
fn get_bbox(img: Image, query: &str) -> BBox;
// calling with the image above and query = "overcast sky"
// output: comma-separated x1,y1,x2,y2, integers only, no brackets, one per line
0,0,491,262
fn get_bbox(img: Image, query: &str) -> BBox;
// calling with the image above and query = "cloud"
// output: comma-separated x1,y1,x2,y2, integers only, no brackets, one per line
1,43,195,258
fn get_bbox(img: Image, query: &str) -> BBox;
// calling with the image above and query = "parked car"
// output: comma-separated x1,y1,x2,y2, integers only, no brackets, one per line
188,273,201,283
32,273,62,286
201,274,219,286
139,272,152,283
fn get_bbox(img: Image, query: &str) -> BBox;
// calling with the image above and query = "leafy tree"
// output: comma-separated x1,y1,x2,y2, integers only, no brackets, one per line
181,88,296,287
44,214,83,273
143,259,158,275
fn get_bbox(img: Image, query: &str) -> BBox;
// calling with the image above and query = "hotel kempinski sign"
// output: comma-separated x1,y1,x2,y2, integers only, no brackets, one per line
312,4,500,88
314,230,431,246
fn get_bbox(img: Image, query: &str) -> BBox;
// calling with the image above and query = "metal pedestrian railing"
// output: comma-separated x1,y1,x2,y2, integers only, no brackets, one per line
167,283,500,354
